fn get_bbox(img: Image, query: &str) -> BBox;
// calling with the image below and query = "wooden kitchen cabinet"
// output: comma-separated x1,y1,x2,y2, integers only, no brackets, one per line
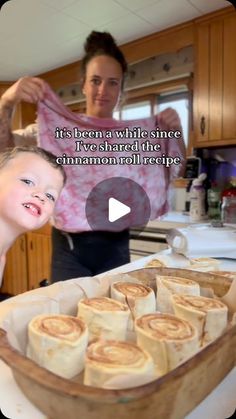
194,10,236,147
27,232,52,290
1,235,28,295
0,225,52,295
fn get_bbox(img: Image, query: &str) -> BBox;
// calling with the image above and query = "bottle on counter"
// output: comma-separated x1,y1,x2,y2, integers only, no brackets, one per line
221,177,236,224
189,173,207,222
185,180,192,213
207,182,221,220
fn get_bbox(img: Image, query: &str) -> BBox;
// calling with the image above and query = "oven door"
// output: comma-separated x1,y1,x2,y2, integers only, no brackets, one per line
129,228,168,261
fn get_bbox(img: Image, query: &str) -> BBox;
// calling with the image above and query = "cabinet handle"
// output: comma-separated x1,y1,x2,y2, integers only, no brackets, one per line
200,116,206,136
20,238,25,252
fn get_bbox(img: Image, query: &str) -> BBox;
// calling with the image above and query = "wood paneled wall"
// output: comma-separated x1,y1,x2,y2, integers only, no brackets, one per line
0,6,233,129
39,21,194,90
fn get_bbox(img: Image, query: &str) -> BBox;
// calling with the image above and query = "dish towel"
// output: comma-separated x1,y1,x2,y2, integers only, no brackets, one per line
166,224,236,258
37,84,185,232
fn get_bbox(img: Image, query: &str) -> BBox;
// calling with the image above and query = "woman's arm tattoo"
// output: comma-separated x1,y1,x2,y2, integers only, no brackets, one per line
0,100,15,149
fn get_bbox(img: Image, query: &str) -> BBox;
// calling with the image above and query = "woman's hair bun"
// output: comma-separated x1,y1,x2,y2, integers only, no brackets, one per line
81,30,128,81
84,31,116,54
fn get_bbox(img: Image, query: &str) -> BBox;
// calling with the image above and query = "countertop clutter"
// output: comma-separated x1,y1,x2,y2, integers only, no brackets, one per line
141,211,210,233
148,211,193,229
131,211,236,267
0,248,236,419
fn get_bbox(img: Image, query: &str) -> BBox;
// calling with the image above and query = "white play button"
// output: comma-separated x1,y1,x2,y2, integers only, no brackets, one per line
85,177,151,232
108,197,131,223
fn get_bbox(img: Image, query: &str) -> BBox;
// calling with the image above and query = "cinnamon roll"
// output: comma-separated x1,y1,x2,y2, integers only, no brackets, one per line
84,340,156,389
156,275,200,313
135,313,199,376
172,294,228,346
209,271,236,280
77,297,129,341
146,259,166,268
111,282,156,330
145,254,190,268
188,257,221,272
27,314,88,379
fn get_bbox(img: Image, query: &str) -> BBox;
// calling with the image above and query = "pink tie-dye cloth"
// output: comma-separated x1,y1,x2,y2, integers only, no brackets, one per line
37,85,185,232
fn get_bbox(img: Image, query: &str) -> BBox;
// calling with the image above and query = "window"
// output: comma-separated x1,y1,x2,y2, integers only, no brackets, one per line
114,98,153,120
157,92,190,146
121,100,152,120
113,89,191,148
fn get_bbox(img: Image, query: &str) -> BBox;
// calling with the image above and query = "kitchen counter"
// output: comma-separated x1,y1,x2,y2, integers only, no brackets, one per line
130,211,198,259
130,211,236,261
0,252,235,419
146,211,199,230
146,211,236,230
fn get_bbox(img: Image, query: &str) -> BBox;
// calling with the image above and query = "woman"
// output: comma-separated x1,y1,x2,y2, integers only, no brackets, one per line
0,31,185,281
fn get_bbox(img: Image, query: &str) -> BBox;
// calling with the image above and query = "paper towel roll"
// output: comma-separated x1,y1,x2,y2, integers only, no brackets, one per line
166,224,236,258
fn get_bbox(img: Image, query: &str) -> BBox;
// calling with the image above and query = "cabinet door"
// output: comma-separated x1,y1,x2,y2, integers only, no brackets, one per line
209,20,223,142
27,233,52,290
194,22,210,144
222,14,236,141
1,235,28,295
194,20,223,145
194,13,236,146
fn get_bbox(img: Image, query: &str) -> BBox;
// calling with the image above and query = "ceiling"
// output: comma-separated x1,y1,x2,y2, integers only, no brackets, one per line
0,0,229,81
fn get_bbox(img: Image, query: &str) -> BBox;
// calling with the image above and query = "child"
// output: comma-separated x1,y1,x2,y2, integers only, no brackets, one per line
0,146,66,287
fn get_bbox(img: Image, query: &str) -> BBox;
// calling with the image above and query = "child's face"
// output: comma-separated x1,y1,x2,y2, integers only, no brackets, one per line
0,152,64,232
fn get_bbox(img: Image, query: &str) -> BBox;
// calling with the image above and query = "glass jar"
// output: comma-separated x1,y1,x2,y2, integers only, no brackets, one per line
221,196,236,224
207,186,221,219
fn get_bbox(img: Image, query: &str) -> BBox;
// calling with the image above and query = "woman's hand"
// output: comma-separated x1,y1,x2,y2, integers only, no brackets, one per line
158,107,182,131
158,107,186,178
0,253,6,287
1,77,47,109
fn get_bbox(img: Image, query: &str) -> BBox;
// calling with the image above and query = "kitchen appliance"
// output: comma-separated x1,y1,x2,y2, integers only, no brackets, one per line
184,156,202,180
183,156,202,212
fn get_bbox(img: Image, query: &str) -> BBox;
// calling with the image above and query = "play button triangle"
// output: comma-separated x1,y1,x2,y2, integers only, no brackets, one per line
108,197,131,223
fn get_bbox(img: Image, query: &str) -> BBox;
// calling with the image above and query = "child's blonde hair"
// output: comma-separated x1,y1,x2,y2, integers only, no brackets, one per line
0,146,66,184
